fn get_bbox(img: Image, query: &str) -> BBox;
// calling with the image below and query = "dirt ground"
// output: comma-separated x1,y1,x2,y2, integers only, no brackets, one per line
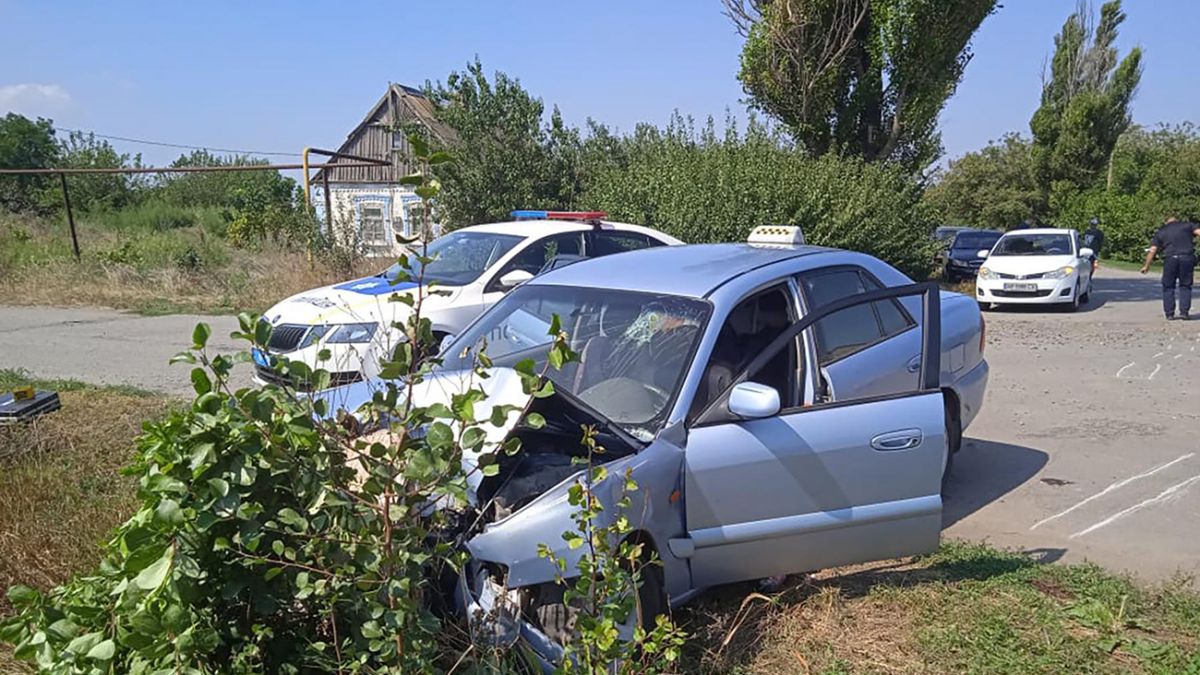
1,265,1197,584
945,265,1200,583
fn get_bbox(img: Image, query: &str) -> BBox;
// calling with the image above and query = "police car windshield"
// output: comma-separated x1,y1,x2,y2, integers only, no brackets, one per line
442,285,710,441
381,231,523,286
992,233,1073,256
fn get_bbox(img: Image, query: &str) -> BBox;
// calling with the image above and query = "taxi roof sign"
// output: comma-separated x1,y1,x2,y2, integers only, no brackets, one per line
747,225,805,246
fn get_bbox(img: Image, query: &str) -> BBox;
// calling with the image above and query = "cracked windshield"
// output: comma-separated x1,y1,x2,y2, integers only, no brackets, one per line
443,285,709,439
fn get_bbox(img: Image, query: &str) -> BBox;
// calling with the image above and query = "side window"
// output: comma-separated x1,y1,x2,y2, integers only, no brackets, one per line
488,232,584,291
589,231,661,257
800,268,914,364
689,285,799,422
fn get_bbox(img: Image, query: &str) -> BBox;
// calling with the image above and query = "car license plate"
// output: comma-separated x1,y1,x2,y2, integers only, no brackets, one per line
1003,282,1038,291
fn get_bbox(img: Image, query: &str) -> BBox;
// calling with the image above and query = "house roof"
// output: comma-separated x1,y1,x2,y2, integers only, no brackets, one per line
312,83,457,184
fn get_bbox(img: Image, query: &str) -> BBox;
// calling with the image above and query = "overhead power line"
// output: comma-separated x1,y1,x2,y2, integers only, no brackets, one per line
54,127,302,158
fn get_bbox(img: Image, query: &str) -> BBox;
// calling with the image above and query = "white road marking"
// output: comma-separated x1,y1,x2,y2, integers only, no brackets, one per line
1070,474,1200,539
1030,453,1196,530
1115,362,1136,377
1148,363,1162,380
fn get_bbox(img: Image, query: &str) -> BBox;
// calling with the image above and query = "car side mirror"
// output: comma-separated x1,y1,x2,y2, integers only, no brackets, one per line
728,382,781,419
1079,247,1094,258
976,249,990,258
439,333,456,354
498,269,534,290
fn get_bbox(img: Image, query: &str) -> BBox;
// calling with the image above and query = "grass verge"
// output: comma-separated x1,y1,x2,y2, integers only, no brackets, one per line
0,369,173,672
0,212,374,315
682,541,1200,674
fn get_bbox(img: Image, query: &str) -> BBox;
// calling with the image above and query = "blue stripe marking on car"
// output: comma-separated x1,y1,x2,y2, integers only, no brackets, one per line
333,277,420,295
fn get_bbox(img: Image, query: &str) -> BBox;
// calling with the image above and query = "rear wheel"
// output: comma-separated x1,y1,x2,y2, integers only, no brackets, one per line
942,396,962,493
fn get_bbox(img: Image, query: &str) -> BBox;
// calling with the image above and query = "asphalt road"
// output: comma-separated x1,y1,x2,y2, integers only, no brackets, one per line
1,266,1196,582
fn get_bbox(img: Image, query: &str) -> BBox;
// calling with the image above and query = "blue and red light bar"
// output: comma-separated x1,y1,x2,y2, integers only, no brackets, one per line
511,210,608,221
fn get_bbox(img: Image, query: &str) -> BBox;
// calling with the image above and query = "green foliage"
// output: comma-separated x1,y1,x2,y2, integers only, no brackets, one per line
2,137,685,673
427,58,583,224
539,426,687,673
0,114,59,214
53,131,145,213
583,115,939,278
1030,0,1143,213
727,0,997,169
925,134,1040,231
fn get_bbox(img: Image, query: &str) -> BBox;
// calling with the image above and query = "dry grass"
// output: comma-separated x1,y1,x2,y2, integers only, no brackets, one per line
680,542,1200,674
0,250,373,315
0,212,375,315
0,372,171,672
0,374,171,608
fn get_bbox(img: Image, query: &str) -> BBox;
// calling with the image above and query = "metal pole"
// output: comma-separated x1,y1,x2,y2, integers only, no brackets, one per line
59,173,80,261
321,169,333,237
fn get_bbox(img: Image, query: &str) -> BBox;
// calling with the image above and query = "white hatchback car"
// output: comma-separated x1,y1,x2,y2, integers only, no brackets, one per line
975,228,1094,311
253,211,682,387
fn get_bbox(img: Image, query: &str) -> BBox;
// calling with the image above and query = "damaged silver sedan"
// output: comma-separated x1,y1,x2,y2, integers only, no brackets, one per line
322,228,989,664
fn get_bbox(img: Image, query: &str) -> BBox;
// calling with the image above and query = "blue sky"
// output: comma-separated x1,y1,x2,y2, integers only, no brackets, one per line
1,1,1196,168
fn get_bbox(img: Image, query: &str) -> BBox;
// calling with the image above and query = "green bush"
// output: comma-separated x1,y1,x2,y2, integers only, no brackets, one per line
584,116,939,278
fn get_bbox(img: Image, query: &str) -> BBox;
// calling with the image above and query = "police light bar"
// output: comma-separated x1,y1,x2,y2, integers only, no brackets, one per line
747,225,806,246
511,210,608,222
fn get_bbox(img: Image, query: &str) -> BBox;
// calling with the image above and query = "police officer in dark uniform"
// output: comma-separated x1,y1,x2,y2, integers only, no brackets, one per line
1140,215,1200,320
1083,217,1105,274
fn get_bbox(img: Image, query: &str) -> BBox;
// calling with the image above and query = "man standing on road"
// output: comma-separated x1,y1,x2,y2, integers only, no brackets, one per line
1140,215,1200,320
1083,217,1105,274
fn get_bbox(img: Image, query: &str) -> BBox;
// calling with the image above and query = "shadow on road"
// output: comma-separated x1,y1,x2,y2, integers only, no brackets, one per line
943,437,1049,528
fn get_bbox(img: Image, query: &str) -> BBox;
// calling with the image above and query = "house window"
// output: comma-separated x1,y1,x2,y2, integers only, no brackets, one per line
360,204,388,247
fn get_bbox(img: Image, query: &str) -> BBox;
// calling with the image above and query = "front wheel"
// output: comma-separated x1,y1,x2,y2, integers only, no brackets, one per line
1065,282,1082,312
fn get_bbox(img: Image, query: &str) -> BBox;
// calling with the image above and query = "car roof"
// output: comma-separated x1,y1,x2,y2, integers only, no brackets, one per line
456,219,679,242
1002,228,1075,235
529,243,832,298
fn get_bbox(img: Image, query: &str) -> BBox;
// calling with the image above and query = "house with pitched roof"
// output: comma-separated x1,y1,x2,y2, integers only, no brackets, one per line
311,83,456,255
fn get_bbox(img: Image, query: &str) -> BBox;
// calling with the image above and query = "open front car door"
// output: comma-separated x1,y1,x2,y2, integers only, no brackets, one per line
674,282,945,588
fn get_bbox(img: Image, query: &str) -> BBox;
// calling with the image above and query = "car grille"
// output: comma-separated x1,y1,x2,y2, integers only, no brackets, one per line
255,365,362,391
267,324,310,352
992,289,1053,298
997,272,1045,280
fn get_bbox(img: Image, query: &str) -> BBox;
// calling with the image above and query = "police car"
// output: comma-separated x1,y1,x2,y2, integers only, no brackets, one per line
252,212,682,387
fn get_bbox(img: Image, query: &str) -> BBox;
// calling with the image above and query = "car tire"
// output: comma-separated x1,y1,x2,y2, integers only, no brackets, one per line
978,301,992,312
1066,282,1081,312
942,398,962,493
534,544,668,643
1080,278,1092,304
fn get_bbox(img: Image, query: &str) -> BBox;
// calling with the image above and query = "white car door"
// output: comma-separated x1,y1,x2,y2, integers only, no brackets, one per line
676,282,945,588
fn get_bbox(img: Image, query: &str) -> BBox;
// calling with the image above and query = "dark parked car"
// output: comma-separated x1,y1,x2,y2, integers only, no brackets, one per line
943,229,1002,282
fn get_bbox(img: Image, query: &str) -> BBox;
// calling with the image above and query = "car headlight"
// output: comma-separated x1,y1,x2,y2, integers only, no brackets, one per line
325,322,379,344
1044,265,1075,280
978,267,995,280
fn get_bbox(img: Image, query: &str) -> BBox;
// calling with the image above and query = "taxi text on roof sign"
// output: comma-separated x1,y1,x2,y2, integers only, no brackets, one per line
748,225,806,245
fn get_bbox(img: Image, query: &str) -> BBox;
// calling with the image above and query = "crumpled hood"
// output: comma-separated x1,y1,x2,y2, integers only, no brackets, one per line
263,275,460,326
983,254,1077,275
314,367,535,501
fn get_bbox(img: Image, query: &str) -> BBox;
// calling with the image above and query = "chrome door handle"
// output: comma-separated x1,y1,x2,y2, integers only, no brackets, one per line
870,428,923,451
906,355,922,373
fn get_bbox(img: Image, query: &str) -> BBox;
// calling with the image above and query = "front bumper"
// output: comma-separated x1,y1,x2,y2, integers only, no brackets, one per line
456,566,563,670
976,275,1077,304
250,343,371,390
